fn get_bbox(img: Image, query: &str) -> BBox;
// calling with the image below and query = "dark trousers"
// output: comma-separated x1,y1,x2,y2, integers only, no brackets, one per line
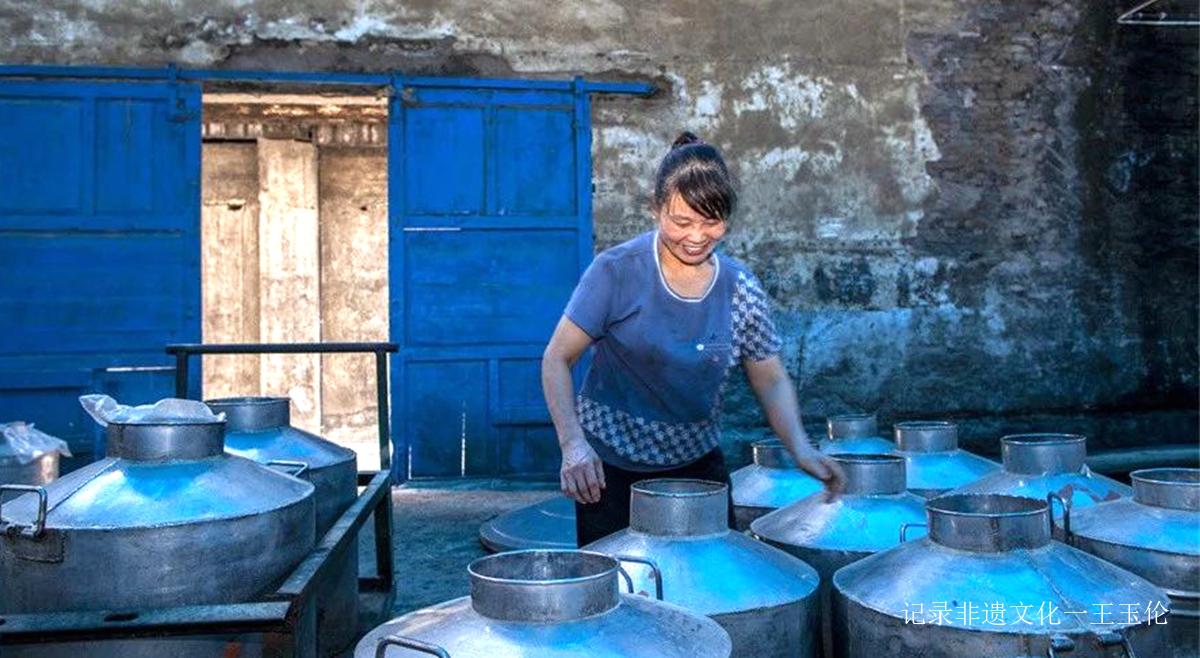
574,448,735,547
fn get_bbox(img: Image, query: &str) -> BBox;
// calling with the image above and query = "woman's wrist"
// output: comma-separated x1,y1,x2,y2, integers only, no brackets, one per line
559,430,587,449
790,433,817,455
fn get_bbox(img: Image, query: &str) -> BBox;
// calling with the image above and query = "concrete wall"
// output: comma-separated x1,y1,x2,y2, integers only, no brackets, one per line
200,122,389,469
6,0,1196,457
319,146,390,470
201,142,261,398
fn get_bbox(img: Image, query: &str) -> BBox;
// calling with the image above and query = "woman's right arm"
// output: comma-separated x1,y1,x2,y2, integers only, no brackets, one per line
542,316,606,504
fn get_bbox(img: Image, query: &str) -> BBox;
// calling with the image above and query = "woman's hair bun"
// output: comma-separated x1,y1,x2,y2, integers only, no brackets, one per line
671,131,704,149
655,130,734,221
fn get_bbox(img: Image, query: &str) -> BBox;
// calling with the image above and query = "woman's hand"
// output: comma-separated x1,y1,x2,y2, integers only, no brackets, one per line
793,443,846,501
560,436,606,504
743,356,847,501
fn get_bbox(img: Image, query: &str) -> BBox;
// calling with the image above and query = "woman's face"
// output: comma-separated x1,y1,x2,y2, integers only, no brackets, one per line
655,192,727,266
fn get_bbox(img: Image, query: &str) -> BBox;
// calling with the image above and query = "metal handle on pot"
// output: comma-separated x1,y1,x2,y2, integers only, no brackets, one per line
1046,634,1075,657
266,459,309,478
613,554,664,600
375,634,450,658
1046,493,1072,538
899,522,927,543
0,484,48,538
1098,630,1137,658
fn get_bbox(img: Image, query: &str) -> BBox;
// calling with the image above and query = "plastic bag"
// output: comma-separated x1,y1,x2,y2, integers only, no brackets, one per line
0,422,72,464
79,394,224,427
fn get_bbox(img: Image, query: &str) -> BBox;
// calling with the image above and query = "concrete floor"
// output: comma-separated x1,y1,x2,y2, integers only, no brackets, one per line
341,480,561,655
387,479,561,613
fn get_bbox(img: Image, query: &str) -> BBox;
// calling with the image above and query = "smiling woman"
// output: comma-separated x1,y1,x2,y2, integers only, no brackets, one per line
541,131,848,546
655,133,730,298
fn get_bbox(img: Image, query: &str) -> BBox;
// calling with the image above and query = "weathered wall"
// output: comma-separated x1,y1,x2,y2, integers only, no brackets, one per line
319,145,390,471
199,121,389,467
5,0,1195,458
258,138,324,430
201,142,261,398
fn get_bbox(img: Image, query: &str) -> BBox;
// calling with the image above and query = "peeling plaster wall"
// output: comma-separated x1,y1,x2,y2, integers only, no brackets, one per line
2,0,1195,457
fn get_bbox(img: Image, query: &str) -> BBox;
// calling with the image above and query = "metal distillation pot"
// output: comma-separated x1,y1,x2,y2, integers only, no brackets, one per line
948,433,1131,532
0,444,58,489
832,493,1171,657
0,418,316,658
206,396,359,657
751,453,928,658
1069,468,1200,658
818,413,894,455
356,549,732,657
893,421,999,498
585,478,821,658
730,438,822,530
479,495,577,552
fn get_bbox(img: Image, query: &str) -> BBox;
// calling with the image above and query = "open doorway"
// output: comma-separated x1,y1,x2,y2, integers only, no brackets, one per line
200,92,389,470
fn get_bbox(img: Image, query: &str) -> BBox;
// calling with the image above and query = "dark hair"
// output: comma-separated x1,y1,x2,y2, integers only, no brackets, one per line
653,131,737,221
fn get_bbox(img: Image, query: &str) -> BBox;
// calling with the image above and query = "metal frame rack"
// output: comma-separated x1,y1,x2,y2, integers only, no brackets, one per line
0,342,399,657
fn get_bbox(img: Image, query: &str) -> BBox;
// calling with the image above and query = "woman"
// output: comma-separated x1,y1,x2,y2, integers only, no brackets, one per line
542,131,846,546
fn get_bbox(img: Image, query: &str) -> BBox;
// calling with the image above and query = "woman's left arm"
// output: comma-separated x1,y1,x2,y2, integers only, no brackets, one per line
744,355,846,498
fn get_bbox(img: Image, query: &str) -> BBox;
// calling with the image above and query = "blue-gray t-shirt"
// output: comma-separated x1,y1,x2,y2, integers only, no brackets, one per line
564,230,781,471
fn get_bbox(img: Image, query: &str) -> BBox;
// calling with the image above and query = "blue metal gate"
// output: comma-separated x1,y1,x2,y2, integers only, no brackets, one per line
390,81,594,479
0,78,201,466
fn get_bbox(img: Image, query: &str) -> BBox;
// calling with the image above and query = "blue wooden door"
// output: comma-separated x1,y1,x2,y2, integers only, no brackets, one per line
389,82,592,479
0,78,201,467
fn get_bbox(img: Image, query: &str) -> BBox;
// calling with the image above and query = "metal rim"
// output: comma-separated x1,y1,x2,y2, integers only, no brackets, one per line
467,549,618,586
829,453,903,465
204,397,291,432
750,439,796,469
1130,467,1200,511
894,421,959,453
107,419,225,427
204,396,290,406
926,493,1047,519
106,421,227,461
830,453,906,495
926,494,1051,551
631,478,726,498
827,413,880,440
828,413,875,423
1131,467,1200,487
466,549,623,622
894,421,955,431
629,479,728,536
1001,433,1086,446
1001,433,1089,475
